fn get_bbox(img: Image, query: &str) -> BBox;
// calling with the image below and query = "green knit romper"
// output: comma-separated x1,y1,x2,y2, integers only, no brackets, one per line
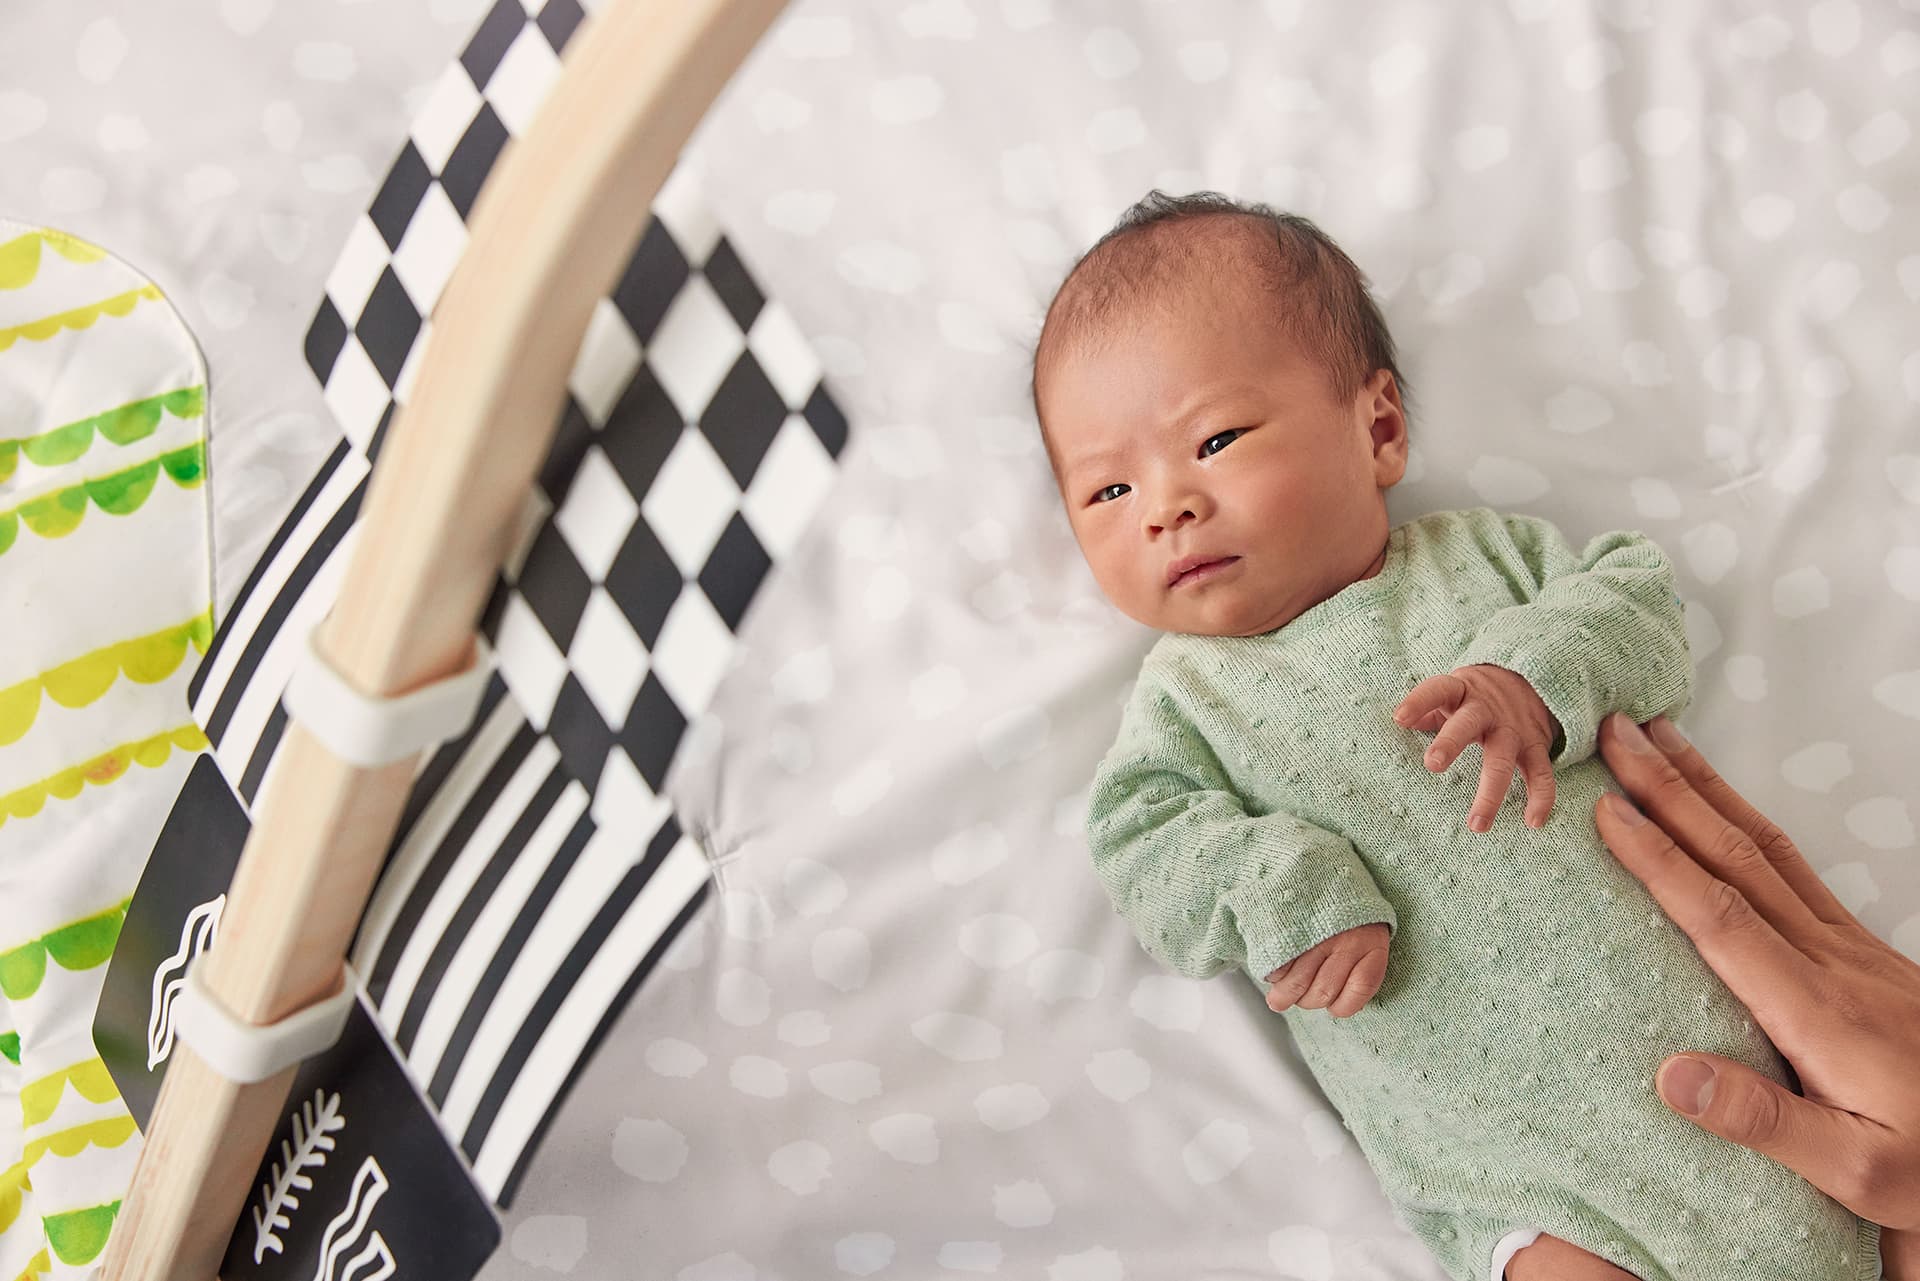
1085,508,1881,1281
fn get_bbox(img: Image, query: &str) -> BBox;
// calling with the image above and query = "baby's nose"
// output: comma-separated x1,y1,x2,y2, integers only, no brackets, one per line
1147,503,1198,534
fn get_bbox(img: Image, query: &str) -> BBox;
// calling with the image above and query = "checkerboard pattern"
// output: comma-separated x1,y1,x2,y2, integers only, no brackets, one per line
177,0,853,1211
302,0,848,825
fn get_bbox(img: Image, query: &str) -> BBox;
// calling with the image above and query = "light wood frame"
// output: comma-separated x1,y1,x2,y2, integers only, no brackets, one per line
99,0,787,1274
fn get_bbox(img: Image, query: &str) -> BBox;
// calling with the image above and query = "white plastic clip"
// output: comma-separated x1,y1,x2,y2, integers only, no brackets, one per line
173,960,358,1084
284,626,492,767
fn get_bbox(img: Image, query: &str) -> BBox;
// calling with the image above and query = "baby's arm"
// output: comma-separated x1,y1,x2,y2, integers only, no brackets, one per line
1404,512,1693,783
1086,668,1397,989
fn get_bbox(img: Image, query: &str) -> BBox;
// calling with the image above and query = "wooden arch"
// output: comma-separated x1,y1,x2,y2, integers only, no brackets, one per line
101,1,786,1274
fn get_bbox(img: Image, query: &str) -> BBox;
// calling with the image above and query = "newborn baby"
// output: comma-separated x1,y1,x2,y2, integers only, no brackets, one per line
1035,192,1882,1281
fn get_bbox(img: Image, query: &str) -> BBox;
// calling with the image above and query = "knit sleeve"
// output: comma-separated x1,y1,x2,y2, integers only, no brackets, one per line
1453,510,1694,769
1084,672,1398,983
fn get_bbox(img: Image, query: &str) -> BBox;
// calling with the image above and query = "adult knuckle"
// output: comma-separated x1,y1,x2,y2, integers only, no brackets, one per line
1704,822,1767,880
1720,1077,1784,1148
1648,761,1696,807
1702,878,1755,933
1748,820,1800,870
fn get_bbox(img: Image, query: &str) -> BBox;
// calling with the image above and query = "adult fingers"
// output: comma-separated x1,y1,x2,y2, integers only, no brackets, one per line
1520,742,1555,828
1654,1052,1892,1219
1394,672,1466,729
1597,714,1831,955
1593,787,1825,1039
1329,947,1389,1018
1468,727,1519,833
1637,715,1860,934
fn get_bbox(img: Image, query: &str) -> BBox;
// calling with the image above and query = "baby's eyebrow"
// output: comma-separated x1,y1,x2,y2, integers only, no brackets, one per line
1065,446,1126,479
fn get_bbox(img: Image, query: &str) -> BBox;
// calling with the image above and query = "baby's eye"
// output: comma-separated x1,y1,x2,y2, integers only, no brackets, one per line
1201,429,1243,457
1091,483,1130,504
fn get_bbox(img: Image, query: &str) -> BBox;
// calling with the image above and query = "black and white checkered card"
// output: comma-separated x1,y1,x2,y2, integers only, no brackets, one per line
168,0,851,1221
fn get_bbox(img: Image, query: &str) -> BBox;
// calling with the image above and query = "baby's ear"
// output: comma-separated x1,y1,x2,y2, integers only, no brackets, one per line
1364,370,1409,484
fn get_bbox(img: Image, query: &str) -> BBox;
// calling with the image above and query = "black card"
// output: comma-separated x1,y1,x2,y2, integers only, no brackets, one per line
95,754,502,1279
95,754,252,1128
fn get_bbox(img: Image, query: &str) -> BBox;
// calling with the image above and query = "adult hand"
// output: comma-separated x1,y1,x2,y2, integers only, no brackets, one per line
1592,710,1920,1248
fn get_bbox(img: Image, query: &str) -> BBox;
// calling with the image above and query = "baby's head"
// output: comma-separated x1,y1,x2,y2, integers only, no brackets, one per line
1033,191,1410,638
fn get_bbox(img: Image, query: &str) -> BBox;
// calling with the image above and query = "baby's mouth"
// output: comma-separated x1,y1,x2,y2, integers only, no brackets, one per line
1166,555,1240,589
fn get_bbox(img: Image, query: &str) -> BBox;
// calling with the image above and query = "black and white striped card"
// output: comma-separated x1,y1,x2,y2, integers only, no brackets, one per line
161,0,850,1217
97,755,505,1279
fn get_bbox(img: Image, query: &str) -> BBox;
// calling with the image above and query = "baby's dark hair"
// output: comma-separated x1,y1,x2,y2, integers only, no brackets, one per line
1031,191,1406,467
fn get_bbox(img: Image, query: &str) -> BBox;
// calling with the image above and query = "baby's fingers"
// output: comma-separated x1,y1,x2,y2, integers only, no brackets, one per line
1293,951,1356,1011
1394,673,1466,729
1327,947,1389,1018
1521,742,1556,828
1424,700,1494,773
1467,726,1520,833
1266,952,1327,1013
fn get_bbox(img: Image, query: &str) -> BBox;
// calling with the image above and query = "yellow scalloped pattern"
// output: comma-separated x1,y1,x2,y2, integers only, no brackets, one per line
6,1247,48,1281
0,231,106,292
0,1158,25,1237
19,1060,118,1131
20,1118,137,1171
0,611,212,748
0,725,206,831
0,286,162,355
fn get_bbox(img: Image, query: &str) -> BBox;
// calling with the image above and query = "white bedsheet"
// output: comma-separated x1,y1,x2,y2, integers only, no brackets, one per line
490,4,1920,1278
2,2,1917,1279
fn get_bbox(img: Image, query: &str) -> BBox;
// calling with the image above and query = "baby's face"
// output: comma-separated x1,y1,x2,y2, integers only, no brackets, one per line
1043,281,1406,637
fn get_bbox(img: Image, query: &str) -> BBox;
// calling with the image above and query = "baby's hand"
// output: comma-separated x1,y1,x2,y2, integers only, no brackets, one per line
1393,664,1561,833
1263,923,1390,1018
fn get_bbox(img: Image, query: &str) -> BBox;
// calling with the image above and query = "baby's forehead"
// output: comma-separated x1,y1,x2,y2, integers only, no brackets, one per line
1068,217,1279,320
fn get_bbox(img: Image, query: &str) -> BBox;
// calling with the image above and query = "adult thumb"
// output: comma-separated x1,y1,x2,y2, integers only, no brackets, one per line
1656,1054,1833,1176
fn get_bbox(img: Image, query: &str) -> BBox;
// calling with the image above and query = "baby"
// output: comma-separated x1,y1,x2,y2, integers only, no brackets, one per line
1033,192,1882,1281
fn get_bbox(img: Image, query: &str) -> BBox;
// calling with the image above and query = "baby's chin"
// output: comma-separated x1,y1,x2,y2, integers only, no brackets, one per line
1122,593,1282,638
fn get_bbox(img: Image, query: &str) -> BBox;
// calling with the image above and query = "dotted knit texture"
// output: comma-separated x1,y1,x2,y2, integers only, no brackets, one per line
1085,507,1881,1281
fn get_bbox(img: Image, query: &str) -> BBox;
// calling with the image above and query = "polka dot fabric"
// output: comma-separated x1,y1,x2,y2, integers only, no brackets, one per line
479,3,1919,1279
0,2,1915,1279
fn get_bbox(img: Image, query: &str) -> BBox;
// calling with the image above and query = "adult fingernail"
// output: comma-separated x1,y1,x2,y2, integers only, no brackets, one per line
1604,792,1647,826
1661,1056,1716,1117
1648,717,1689,752
1611,713,1658,754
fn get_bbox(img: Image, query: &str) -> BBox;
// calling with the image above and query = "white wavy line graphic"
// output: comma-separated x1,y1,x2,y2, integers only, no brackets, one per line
146,894,224,1070
314,1156,389,1281
336,1230,395,1281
